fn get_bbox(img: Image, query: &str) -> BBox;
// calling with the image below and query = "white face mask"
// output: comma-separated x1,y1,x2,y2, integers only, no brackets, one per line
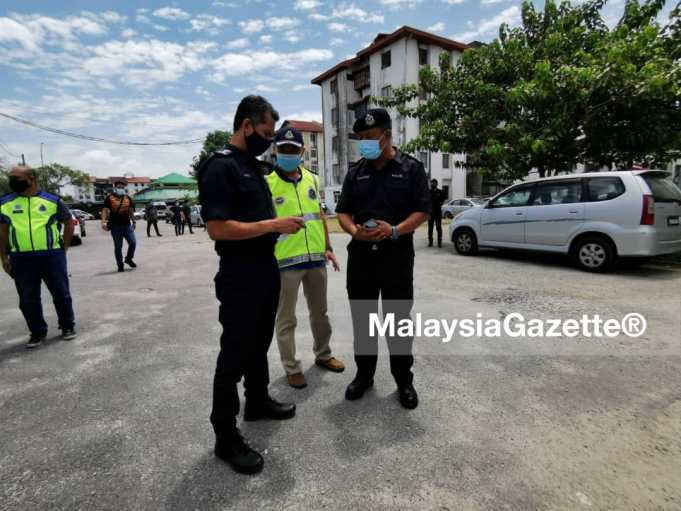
114,188,125,196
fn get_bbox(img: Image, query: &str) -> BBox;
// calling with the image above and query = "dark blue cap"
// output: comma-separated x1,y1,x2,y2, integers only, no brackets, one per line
353,108,391,133
275,126,304,147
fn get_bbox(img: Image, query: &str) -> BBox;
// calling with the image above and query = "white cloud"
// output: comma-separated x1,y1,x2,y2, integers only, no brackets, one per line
329,37,344,47
379,0,423,8
239,19,265,34
212,48,334,80
189,14,231,32
121,28,136,38
266,17,301,31
195,86,211,96
281,110,322,122
328,22,350,32
292,84,315,91
226,37,250,49
0,17,41,51
427,21,445,32
153,7,190,21
100,11,127,24
284,31,301,43
309,13,332,21
80,39,216,88
442,0,465,4
153,24,169,32
332,5,384,23
254,84,275,92
259,35,273,44
452,5,521,41
480,0,512,4
295,0,323,9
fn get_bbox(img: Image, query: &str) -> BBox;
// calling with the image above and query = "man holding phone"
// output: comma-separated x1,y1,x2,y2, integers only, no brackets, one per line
335,108,430,409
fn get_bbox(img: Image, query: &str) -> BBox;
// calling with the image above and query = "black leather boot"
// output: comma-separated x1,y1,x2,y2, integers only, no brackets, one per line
215,430,264,475
244,396,296,421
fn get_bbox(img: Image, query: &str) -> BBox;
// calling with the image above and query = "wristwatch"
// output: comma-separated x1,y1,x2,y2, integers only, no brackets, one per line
391,225,399,240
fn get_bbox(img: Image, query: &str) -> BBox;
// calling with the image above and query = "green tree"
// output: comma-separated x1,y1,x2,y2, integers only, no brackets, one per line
381,0,681,181
191,130,232,176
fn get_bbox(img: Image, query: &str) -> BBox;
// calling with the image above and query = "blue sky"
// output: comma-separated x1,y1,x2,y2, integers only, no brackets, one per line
0,0,671,178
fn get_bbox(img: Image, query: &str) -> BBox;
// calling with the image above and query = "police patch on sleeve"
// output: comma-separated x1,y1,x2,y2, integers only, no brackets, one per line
308,187,317,200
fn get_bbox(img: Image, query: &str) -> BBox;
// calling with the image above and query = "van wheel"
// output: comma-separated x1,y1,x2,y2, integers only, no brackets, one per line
572,236,614,272
443,212,453,219
453,228,478,255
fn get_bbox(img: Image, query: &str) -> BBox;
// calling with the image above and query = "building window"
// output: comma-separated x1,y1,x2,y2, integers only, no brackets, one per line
311,164,318,173
310,133,317,146
332,164,341,183
381,85,392,98
331,107,339,125
419,151,428,168
332,136,339,159
442,153,450,169
330,79,337,95
419,47,428,66
311,149,317,159
381,51,391,69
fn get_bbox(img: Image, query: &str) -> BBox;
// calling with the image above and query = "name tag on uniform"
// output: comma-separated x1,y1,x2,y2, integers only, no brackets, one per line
357,175,371,181
391,173,405,179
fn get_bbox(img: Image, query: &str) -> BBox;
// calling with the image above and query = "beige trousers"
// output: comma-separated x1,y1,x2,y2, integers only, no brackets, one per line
276,265,332,375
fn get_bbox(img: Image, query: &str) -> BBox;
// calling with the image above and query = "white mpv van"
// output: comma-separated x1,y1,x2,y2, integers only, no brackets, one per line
449,170,681,272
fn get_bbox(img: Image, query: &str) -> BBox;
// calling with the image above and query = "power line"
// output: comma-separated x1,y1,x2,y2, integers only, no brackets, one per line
0,139,19,158
0,112,204,146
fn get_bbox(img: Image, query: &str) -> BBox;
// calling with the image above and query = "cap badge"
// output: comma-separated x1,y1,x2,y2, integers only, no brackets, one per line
285,130,294,140
365,114,375,126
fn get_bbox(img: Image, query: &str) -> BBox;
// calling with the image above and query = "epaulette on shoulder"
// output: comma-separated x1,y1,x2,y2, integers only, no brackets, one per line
0,192,18,205
214,149,232,157
37,190,59,202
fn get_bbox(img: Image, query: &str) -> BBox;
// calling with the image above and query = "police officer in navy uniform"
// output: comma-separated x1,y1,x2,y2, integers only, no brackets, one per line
198,95,305,475
335,108,430,409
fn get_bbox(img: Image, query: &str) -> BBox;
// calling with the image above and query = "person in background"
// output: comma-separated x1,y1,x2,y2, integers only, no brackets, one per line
171,201,184,236
0,165,77,348
182,202,194,234
199,95,302,475
428,178,446,248
101,180,137,272
145,203,162,237
266,126,345,389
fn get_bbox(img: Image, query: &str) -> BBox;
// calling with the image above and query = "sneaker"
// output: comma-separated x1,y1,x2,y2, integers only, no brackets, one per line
215,430,264,475
26,333,46,349
61,328,77,341
124,258,137,268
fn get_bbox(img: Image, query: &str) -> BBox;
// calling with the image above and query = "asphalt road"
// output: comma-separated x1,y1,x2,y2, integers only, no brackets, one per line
1,222,680,510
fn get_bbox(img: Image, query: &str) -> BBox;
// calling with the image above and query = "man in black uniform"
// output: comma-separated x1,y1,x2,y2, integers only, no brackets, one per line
336,108,430,409
428,178,446,247
198,95,304,475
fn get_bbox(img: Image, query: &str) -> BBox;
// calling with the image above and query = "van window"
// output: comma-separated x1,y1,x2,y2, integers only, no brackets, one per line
532,180,583,205
490,184,535,208
586,177,625,202
641,174,681,202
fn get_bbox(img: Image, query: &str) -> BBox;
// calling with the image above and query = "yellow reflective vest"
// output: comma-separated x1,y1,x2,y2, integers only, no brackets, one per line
0,191,64,254
266,166,326,269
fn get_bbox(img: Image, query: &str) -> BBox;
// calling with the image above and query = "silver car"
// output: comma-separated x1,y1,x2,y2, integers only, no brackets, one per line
449,170,681,272
442,198,487,218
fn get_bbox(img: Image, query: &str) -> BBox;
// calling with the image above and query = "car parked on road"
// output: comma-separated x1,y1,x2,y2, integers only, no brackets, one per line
449,170,681,272
133,209,145,221
189,205,203,226
442,198,487,218
69,213,85,246
70,209,94,221
151,201,168,219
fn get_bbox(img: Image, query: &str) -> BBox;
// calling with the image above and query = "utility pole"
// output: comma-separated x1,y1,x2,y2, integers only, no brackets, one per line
40,143,44,167
21,154,25,166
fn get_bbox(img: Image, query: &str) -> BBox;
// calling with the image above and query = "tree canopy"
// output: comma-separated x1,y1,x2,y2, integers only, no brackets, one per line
191,130,232,176
381,0,681,180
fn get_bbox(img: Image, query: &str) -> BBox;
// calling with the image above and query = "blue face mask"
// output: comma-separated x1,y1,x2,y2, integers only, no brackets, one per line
359,139,382,160
276,153,301,172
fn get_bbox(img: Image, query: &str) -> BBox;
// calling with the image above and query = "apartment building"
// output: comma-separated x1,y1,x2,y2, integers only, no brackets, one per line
311,26,470,213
